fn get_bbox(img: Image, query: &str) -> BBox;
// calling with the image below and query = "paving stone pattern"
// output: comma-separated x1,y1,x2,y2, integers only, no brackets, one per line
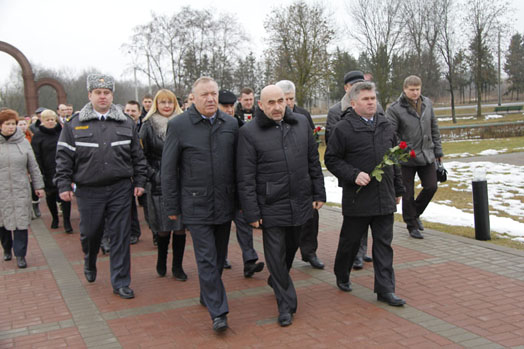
1,202,524,348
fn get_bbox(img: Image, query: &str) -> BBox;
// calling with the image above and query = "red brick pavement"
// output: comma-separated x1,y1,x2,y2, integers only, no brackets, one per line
2,201,524,348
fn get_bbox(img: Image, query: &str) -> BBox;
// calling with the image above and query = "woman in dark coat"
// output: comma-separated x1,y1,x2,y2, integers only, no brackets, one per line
31,110,72,233
139,89,187,281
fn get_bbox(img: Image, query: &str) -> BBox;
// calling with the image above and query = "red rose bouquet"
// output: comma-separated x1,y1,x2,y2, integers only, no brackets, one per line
357,141,415,193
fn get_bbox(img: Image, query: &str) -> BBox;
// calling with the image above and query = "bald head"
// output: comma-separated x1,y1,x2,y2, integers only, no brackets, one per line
258,85,286,121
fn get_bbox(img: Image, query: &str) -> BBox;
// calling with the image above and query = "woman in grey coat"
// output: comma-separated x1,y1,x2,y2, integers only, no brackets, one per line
139,89,187,281
0,109,45,268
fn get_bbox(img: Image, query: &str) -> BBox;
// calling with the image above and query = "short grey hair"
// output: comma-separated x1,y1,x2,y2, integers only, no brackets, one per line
275,80,295,94
192,76,217,93
349,81,376,102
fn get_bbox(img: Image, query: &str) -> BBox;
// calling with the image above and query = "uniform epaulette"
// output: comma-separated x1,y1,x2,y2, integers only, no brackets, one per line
66,113,79,122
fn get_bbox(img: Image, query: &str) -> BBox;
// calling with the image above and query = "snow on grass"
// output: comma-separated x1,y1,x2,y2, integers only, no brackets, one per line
324,160,524,239
478,148,507,156
485,114,504,120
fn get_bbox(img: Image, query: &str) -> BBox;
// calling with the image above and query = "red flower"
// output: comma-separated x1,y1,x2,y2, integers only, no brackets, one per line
399,141,407,150
410,150,416,158
315,126,322,132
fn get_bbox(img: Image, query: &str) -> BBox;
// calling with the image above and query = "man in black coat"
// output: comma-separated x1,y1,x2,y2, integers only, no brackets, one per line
275,80,324,270
325,81,406,307
218,90,265,277
237,85,326,327
161,77,238,333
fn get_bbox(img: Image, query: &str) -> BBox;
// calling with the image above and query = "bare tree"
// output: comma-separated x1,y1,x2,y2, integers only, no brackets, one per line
264,1,335,106
402,0,443,98
464,0,510,118
346,0,404,106
437,0,460,123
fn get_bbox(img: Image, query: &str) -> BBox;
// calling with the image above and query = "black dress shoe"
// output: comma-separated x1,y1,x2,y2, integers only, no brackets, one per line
16,256,27,268
409,228,424,239
113,286,135,299
363,255,373,262
129,235,139,245
278,312,293,327
223,259,232,269
50,218,59,229
84,269,97,283
64,220,73,234
352,257,364,270
244,261,264,278
212,315,228,332
305,256,324,269
3,252,12,261
336,280,352,292
172,267,188,281
416,217,424,231
377,293,406,306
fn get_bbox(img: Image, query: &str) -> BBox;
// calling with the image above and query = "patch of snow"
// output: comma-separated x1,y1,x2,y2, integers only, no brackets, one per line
478,149,507,156
485,114,504,120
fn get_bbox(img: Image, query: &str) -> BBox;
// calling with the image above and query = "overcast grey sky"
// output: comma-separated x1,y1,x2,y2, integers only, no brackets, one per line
1,0,523,86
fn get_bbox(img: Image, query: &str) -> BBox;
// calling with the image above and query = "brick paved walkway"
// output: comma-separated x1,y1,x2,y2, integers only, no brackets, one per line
2,202,524,348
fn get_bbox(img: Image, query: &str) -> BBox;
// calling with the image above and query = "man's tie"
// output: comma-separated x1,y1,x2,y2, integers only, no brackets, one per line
100,115,106,121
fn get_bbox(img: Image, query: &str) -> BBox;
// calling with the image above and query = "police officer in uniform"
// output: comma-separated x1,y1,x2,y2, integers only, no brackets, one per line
55,74,147,299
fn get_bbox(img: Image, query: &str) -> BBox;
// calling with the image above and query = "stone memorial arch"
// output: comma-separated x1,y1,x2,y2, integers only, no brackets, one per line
0,41,67,115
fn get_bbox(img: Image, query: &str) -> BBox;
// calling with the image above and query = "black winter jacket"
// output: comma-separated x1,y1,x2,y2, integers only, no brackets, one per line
293,105,315,130
237,107,326,228
325,108,404,217
31,123,62,189
139,116,166,196
55,103,147,192
161,105,238,224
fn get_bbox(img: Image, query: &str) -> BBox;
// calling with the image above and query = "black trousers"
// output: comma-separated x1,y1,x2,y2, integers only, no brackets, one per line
401,163,438,230
186,222,231,319
334,214,395,294
263,226,301,315
234,210,258,264
299,209,319,260
0,227,28,257
130,196,141,238
76,179,133,289
356,230,369,260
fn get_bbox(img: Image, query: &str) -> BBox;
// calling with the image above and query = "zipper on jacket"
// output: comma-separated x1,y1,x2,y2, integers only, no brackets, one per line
280,123,294,224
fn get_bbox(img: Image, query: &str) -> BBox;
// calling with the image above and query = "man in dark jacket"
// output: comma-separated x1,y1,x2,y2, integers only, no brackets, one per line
218,90,265,277
325,81,406,307
161,77,238,333
234,87,256,121
386,75,443,239
275,80,324,270
237,85,326,327
325,70,376,269
55,74,147,299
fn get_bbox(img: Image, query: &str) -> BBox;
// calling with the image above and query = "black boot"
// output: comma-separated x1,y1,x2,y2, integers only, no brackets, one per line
156,234,170,277
172,234,187,281
62,201,73,233
46,196,59,229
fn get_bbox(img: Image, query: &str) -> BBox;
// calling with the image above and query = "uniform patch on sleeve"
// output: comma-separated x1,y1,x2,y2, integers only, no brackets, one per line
75,126,89,130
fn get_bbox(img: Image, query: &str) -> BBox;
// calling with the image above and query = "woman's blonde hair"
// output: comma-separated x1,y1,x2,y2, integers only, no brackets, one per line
40,109,58,120
144,89,183,121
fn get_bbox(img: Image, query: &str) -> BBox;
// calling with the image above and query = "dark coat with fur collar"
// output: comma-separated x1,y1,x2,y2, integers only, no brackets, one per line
55,102,147,192
237,107,326,228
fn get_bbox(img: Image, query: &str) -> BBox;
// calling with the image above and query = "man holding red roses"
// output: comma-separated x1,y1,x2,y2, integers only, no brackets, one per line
325,81,406,306
386,75,444,239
